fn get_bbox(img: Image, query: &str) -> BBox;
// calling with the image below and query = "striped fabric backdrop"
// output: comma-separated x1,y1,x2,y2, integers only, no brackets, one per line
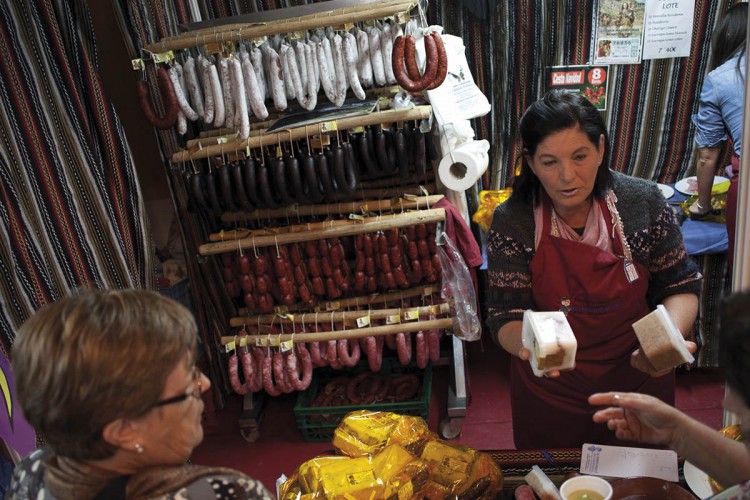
0,0,155,358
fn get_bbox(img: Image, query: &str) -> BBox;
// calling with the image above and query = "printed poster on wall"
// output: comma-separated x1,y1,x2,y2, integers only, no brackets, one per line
642,0,695,59
594,0,646,65
546,65,610,111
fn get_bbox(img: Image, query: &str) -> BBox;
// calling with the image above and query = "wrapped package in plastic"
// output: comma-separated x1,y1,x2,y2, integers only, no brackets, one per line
297,455,351,495
419,440,503,497
437,232,481,341
384,413,438,456
318,455,384,499
332,409,402,457
372,444,431,499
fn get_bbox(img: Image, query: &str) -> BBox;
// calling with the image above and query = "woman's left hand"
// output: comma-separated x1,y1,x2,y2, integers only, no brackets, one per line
630,340,697,376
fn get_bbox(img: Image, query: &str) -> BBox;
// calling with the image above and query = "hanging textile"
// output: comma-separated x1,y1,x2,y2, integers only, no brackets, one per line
0,0,155,358
489,0,733,189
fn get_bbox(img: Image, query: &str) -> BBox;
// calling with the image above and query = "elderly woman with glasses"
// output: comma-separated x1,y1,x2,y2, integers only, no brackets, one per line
7,288,273,499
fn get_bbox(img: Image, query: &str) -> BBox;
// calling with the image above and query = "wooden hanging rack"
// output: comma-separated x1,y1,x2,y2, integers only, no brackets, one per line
219,194,443,225
222,318,453,345
171,105,432,163
143,0,418,54
230,302,450,328
199,207,444,255
235,284,441,318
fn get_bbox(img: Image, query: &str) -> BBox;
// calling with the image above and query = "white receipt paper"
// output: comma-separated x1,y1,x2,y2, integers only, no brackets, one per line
580,443,679,482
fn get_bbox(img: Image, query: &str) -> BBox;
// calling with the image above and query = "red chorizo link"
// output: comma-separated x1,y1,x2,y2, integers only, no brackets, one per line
396,332,412,365
248,347,264,392
363,234,374,256
392,34,438,93
415,331,428,369
311,276,325,296
364,335,384,372
425,32,448,90
261,349,282,396
136,66,179,129
337,339,361,367
273,351,294,394
228,353,248,395
243,292,256,311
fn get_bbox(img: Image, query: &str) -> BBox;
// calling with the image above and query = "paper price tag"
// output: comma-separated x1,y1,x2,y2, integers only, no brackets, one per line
356,316,371,328
280,340,294,352
326,301,341,311
404,309,420,321
255,338,269,347
224,341,236,353
386,314,401,325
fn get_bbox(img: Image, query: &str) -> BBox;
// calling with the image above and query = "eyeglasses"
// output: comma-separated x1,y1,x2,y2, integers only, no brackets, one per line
150,365,203,409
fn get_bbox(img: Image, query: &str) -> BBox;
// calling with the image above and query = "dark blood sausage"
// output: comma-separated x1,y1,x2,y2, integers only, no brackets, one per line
413,129,427,177
136,66,179,129
189,171,210,213
425,33,448,90
230,162,253,211
256,161,280,209
393,128,409,177
392,34,438,93
316,151,337,197
242,157,261,206
331,145,357,195
217,163,239,212
272,157,295,206
204,167,224,218
300,153,323,203
285,154,306,204
356,132,380,176
374,127,395,173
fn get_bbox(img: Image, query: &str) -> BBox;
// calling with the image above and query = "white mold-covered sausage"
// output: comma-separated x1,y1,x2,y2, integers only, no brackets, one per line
168,64,199,121
369,27,386,86
381,24,397,85
249,45,267,102
331,34,347,106
240,53,269,120
263,44,287,111
218,58,234,129
356,29,373,88
183,55,204,119
229,57,250,139
316,40,338,104
197,55,215,124
343,32,366,100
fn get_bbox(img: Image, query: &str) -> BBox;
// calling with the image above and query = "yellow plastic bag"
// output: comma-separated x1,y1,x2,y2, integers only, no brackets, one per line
472,189,512,231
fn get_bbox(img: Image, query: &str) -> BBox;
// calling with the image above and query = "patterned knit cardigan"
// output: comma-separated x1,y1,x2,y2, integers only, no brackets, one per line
485,171,702,339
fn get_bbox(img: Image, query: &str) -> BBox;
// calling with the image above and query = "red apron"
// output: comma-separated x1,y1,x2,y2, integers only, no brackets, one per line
511,196,675,449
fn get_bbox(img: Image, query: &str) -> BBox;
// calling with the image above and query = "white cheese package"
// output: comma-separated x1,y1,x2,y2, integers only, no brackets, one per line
522,310,577,377
631,304,694,371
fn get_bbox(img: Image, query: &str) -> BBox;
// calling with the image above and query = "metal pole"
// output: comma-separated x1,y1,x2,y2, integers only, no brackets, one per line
723,14,750,427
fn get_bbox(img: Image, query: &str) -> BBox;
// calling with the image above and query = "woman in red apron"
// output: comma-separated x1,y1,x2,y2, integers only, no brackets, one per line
486,90,702,449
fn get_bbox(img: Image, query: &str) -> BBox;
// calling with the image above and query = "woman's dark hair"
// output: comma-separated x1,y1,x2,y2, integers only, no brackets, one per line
511,89,612,205
710,2,748,73
718,290,750,408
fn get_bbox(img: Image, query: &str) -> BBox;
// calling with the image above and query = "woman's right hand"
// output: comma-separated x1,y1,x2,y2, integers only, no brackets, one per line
588,392,684,446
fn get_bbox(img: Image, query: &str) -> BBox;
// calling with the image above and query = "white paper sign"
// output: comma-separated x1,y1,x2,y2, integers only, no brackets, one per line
580,443,679,482
643,0,695,59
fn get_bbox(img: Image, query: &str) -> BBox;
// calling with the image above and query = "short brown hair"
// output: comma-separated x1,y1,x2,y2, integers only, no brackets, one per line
12,288,197,461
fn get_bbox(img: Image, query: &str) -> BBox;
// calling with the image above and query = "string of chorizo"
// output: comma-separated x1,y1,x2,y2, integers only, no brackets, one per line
136,66,179,130
392,33,438,93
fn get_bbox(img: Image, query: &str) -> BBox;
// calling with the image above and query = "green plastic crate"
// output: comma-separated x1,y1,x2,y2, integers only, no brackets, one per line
294,357,432,442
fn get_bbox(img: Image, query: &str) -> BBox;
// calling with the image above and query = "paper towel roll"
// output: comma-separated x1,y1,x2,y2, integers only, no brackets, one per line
438,140,489,192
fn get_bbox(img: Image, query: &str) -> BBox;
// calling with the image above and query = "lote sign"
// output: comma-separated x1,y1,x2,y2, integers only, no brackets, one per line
546,65,610,110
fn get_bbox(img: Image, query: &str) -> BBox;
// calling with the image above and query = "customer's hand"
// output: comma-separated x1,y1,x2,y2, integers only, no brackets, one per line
588,392,684,446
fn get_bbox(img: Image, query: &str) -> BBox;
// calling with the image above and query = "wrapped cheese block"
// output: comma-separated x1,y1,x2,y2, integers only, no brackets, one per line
372,444,431,498
631,304,694,371
522,310,577,376
332,409,402,457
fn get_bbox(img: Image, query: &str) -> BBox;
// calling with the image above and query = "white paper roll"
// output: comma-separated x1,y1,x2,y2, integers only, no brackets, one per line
437,140,489,192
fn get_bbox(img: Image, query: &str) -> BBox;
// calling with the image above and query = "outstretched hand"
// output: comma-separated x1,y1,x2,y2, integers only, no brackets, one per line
630,340,698,377
588,392,684,446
